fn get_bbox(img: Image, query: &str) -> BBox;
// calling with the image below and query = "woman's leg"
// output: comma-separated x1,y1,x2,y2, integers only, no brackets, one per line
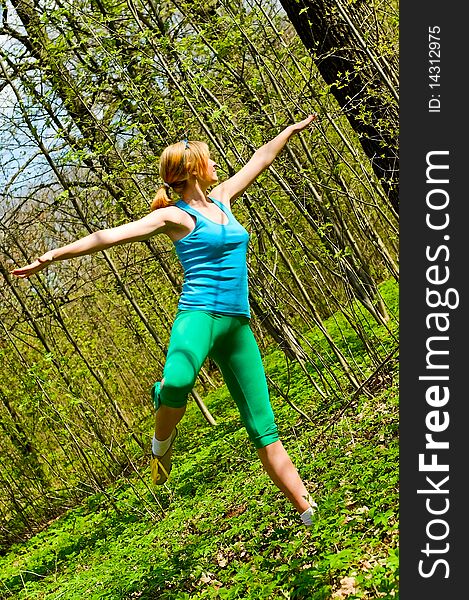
211,317,314,516
154,403,186,441
257,441,312,513
153,311,217,440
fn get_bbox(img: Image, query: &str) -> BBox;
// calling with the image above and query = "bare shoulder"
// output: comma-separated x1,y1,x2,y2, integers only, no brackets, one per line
149,204,187,226
159,205,185,223
157,204,195,242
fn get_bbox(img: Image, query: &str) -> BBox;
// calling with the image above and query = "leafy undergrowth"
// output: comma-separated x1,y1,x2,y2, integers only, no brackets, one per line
0,280,399,599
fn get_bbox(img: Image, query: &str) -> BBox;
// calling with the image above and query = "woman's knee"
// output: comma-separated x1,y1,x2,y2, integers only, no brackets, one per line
159,372,195,408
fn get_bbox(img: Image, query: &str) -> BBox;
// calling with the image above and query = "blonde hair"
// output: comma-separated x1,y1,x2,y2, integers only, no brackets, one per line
151,140,211,211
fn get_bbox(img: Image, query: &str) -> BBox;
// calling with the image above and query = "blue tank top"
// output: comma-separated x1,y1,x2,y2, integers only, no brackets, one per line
174,197,250,317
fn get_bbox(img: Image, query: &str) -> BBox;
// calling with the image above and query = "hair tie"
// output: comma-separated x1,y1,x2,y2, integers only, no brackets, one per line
162,182,172,198
181,138,189,150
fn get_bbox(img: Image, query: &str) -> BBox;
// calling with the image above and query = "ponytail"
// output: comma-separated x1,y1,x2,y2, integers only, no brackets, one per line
151,184,173,211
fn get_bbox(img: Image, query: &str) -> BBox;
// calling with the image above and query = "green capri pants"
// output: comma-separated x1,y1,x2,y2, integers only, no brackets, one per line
151,310,279,449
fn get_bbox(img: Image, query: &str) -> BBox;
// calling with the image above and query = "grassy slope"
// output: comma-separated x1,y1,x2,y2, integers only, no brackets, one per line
0,280,399,600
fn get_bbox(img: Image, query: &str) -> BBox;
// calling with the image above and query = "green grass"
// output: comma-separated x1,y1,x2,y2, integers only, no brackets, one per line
0,280,399,599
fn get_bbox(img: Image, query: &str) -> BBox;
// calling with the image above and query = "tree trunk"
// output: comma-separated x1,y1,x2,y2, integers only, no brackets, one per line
279,0,399,213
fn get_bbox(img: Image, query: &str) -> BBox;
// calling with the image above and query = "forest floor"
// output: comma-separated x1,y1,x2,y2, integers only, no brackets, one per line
0,280,399,600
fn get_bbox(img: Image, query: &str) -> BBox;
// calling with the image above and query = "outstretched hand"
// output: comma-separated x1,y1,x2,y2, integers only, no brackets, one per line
290,114,318,133
10,255,53,279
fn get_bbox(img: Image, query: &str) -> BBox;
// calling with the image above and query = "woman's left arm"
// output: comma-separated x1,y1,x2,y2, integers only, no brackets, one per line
211,114,317,205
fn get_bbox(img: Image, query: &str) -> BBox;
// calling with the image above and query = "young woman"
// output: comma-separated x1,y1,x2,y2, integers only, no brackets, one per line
11,115,318,526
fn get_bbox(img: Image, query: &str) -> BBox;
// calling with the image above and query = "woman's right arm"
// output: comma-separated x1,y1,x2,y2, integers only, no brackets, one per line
10,206,178,279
